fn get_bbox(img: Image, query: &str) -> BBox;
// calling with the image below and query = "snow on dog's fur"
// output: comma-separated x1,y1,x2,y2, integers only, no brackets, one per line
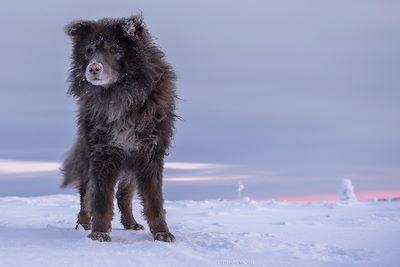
61,15,178,242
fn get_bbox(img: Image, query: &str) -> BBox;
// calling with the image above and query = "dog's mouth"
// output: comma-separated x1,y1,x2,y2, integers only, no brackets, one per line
87,78,111,86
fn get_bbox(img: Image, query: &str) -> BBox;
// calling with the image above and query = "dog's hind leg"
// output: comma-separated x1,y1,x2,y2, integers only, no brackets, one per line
76,182,91,231
116,177,144,230
63,141,91,231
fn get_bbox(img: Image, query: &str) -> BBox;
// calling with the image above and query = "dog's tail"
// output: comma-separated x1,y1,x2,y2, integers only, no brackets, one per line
60,142,88,188
60,159,76,188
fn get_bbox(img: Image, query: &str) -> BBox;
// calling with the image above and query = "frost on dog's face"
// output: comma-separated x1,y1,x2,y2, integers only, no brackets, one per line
65,17,146,88
82,39,122,87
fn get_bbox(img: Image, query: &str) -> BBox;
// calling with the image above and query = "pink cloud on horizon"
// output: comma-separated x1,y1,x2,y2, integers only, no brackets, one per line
254,191,400,202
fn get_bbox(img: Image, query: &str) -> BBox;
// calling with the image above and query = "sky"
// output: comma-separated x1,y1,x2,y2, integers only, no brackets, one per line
0,0,399,200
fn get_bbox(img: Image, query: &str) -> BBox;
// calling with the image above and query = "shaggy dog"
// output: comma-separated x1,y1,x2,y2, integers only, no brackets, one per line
61,15,177,242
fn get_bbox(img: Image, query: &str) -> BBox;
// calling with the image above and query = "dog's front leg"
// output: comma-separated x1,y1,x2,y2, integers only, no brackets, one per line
87,148,121,242
137,156,175,242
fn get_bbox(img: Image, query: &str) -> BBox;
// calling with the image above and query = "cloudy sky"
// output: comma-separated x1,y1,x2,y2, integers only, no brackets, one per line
0,0,399,200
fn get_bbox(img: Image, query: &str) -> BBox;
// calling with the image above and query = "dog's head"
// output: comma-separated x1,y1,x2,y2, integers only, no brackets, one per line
65,15,152,91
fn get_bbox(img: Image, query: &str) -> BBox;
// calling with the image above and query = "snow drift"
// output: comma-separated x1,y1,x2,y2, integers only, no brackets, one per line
0,195,399,267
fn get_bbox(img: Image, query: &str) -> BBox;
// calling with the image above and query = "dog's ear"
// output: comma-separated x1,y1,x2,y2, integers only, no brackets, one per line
122,15,145,41
64,20,90,38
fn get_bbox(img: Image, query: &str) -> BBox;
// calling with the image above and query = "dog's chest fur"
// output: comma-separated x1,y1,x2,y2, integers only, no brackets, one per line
109,116,159,153
110,119,140,152
83,88,160,154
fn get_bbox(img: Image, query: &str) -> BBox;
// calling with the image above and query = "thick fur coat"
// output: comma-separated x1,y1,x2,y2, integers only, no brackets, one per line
61,15,177,242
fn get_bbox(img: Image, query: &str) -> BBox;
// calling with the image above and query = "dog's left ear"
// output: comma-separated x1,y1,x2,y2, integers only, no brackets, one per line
65,20,90,39
122,15,145,41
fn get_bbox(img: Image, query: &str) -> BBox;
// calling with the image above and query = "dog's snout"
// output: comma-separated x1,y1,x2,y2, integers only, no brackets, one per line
85,60,117,86
88,62,103,74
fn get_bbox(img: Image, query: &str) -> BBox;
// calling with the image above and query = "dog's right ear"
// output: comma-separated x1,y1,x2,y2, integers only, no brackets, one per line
122,15,145,42
64,20,90,38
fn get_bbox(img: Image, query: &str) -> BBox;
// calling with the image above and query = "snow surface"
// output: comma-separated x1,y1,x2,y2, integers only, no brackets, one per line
0,195,399,267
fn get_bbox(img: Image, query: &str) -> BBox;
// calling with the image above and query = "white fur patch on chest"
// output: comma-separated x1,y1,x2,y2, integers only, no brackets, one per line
110,120,141,152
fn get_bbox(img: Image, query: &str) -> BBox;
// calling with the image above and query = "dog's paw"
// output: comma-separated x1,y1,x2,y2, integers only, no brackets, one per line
75,223,91,231
153,231,176,243
125,223,144,231
88,232,112,242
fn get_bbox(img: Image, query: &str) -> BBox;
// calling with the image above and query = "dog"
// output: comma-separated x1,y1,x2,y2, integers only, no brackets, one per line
61,15,177,242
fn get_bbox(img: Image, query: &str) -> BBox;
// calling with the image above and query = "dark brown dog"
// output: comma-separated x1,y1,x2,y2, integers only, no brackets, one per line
61,15,177,242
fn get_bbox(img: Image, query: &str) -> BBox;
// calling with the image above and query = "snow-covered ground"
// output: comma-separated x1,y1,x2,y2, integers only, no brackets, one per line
0,195,399,267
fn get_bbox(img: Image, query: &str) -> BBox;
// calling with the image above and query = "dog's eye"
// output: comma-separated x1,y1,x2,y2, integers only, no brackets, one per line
109,47,117,54
86,48,94,55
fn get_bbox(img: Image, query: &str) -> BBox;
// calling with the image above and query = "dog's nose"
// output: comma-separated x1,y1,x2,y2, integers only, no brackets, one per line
88,63,103,74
